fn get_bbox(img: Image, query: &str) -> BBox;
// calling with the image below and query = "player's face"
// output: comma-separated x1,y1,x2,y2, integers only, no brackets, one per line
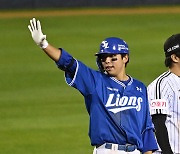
101,54,128,78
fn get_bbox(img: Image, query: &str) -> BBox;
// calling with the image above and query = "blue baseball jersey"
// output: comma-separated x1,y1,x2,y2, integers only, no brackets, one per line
56,49,158,152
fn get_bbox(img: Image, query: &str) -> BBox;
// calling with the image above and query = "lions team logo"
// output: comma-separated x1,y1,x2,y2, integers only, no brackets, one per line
100,41,109,52
105,93,143,114
101,41,109,49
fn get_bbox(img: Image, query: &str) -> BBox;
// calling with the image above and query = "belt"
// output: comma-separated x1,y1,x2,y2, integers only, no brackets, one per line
96,143,137,152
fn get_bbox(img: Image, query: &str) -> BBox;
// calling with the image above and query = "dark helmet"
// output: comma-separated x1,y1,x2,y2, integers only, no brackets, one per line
164,33,180,57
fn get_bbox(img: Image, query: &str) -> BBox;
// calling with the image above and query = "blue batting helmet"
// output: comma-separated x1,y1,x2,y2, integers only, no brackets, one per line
95,37,129,56
95,37,130,72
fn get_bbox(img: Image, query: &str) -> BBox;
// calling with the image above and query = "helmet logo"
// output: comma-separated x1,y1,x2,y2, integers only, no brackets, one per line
118,44,128,51
101,41,109,51
167,44,179,52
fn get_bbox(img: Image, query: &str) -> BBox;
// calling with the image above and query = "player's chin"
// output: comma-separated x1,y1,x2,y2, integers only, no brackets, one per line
106,71,116,77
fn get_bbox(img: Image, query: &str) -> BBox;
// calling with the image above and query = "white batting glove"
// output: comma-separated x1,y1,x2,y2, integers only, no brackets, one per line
28,18,48,49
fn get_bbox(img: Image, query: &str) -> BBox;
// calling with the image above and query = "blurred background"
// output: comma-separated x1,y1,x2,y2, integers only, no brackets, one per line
0,1,180,154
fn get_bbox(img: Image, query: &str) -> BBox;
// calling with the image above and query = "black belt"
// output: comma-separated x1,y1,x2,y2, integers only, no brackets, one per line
96,143,137,152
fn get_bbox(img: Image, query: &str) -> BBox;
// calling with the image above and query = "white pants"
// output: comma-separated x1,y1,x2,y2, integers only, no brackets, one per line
93,144,141,154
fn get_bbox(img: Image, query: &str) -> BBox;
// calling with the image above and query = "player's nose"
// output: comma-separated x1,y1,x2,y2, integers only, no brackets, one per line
104,57,111,63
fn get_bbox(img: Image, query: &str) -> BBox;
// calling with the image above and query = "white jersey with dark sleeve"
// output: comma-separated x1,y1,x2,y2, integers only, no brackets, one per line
147,71,180,153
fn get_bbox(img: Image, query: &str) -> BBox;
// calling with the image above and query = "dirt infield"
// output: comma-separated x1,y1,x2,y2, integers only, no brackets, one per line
0,6,180,18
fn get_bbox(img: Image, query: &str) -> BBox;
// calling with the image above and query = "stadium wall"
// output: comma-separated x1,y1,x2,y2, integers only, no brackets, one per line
0,0,180,9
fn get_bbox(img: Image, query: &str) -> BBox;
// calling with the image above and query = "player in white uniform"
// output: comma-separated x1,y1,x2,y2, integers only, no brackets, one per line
147,33,180,154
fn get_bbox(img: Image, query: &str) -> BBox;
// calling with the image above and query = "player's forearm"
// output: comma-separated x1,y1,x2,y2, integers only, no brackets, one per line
43,44,61,62
152,114,173,154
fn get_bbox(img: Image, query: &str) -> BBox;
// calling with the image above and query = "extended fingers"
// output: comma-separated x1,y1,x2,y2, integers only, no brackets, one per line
37,20,42,32
29,18,38,31
28,25,33,33
33,18,37,30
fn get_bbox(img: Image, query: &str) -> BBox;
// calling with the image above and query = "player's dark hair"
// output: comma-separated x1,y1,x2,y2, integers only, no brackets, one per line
165,56,172,67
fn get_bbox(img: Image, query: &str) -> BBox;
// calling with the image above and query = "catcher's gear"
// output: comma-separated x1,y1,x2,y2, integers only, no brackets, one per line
28,18,48,49
95,37,129,72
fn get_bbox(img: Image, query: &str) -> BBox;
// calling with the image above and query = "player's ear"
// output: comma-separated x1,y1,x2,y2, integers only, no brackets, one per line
122,54,129,63
171,54,180,63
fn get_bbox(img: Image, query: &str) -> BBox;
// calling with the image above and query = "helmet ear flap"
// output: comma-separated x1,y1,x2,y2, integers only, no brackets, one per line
96,56,104,72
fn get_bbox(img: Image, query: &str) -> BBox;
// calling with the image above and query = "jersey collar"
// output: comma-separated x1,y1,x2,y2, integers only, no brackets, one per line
110,75,133,88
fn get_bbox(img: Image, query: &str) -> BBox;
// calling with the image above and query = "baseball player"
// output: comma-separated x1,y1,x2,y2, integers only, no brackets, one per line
28,18,158,154
147,33,180,154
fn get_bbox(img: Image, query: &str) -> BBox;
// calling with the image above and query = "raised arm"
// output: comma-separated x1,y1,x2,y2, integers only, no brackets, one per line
28,18,61,62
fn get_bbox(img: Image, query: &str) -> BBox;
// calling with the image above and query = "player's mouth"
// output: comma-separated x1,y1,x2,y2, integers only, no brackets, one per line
105,66,114,71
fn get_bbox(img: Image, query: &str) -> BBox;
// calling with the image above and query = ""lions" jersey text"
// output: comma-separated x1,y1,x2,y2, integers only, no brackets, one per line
105,94,143,114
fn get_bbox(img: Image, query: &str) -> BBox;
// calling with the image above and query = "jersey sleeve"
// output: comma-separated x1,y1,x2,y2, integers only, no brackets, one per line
55,48,99,96
66,61,100,96
142,86,158,152
55,48,76,73
142,128,158,153
147,79,172,116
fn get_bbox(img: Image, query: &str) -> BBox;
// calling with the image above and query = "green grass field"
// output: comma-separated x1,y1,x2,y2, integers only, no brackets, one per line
0,7,180,154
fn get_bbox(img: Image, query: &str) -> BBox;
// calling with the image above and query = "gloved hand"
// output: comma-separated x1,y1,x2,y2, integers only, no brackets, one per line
28,18,48,49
